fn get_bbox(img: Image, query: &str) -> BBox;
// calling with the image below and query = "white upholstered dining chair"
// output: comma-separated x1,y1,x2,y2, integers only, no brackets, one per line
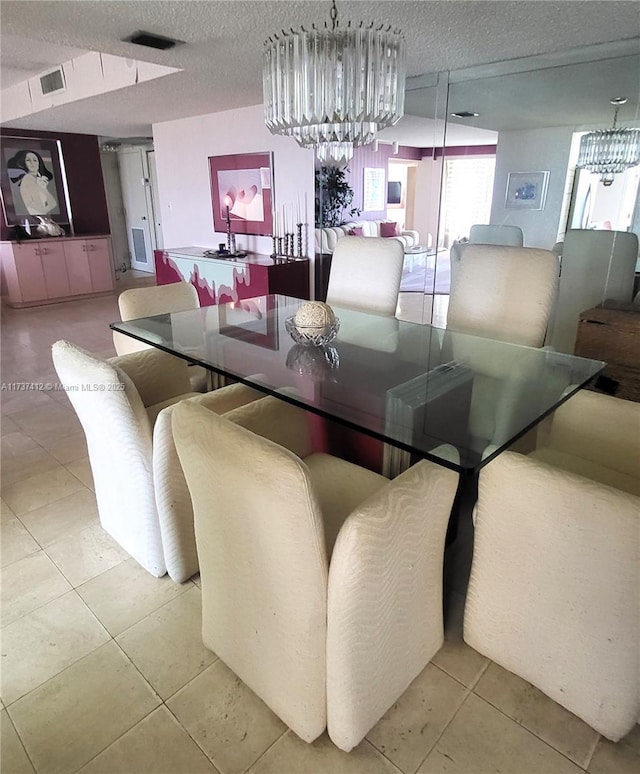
546,229,638,353
52,340,260,580
112,281,200,355
444,244,559,456
113,281,208,391
326,236,405,316
464,390,640,741
172,396,459,750
446,244,559,347
450,225,526,292
469,224,524,246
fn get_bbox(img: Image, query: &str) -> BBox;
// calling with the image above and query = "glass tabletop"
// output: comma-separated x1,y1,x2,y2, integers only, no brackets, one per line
110,294,604,473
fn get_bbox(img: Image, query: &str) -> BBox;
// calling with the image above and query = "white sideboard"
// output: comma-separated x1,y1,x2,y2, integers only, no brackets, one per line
0,235,115,308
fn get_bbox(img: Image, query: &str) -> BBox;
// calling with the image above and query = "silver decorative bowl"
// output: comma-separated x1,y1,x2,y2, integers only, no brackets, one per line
285,315,340,347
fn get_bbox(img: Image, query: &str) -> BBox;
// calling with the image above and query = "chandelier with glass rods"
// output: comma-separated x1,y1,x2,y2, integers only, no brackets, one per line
577,97,640,186
263,0,406,164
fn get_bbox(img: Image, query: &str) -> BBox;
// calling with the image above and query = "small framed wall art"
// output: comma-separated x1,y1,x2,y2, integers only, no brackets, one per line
209,152,274,236
505,171,550,210
363,167,386,211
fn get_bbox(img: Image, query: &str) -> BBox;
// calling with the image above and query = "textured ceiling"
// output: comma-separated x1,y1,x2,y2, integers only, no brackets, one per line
0,1,639,141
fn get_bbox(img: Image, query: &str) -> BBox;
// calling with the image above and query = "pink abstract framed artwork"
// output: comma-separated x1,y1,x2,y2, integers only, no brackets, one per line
209,152,274,236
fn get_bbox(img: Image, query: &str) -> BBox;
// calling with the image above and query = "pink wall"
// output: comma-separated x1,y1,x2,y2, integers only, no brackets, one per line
152,105,315,258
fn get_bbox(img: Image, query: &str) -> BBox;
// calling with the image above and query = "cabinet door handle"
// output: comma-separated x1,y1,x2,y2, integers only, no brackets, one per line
35,248,40,256
82,245,86,252
41,247,48,255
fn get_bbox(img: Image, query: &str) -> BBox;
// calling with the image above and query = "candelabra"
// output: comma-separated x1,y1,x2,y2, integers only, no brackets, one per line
225,205,232,252
296,223,303,258
272,200,308,262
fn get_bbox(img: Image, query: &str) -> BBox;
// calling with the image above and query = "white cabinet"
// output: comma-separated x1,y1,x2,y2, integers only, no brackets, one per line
86,239,115,292
64,240,93,295
40,241,70,299
0,236,115,307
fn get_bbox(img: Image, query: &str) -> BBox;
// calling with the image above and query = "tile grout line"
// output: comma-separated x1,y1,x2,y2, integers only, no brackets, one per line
2,706,39,774
70,704,161,774
242,727,289,774
582,729,602,771
469,691,595,771
407,683,478,774
360,737,405,773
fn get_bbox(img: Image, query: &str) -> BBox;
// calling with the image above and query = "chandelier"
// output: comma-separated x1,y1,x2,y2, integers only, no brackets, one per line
263,0,406,164
577,97,640,186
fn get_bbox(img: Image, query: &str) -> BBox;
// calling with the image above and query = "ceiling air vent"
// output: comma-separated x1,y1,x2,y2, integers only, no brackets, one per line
123,31,184,50
40,67,66,96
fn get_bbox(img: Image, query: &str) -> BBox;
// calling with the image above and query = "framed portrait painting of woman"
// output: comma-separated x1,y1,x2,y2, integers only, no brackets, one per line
0,136,71,227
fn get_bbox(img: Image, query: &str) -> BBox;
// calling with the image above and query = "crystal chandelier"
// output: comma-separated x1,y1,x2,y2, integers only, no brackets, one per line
263,0,406,164
577,97,640,186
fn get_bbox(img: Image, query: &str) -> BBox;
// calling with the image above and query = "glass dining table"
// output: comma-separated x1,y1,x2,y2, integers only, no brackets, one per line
110,293,604,482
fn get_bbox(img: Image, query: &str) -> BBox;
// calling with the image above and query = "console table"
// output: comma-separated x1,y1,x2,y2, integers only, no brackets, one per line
0,235,114,308
154,247,309,306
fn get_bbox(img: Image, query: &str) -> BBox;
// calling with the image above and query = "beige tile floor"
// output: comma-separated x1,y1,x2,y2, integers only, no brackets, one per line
1,285,638,774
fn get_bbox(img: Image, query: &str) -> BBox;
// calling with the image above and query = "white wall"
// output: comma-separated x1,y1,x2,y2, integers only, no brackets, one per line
490,127,574,249
99,149,129,273
152,103,315,260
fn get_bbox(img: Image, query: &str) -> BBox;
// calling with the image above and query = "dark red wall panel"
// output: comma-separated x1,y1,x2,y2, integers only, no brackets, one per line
1,127,110,240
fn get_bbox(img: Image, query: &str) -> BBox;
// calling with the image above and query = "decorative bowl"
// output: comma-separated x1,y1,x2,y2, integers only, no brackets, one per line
285,315,340,347
286,344,340,380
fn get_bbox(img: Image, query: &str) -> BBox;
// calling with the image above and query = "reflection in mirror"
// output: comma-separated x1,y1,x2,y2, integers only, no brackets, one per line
314,72,451,324
445,42,640,354
314,40,640,350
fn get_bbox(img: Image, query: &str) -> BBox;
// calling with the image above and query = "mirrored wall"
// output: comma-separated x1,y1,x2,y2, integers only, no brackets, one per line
315,38,640,347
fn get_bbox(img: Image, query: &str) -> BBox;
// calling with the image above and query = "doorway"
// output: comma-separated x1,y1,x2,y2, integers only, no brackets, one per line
387,160,418,232
118,146,158,273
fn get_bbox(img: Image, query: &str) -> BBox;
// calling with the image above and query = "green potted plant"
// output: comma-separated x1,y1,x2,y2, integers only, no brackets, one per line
315,165,361,227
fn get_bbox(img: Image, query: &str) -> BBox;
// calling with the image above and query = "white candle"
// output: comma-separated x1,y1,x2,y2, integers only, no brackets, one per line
273,208,278,237
297,195,301,224
304,192,308,225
